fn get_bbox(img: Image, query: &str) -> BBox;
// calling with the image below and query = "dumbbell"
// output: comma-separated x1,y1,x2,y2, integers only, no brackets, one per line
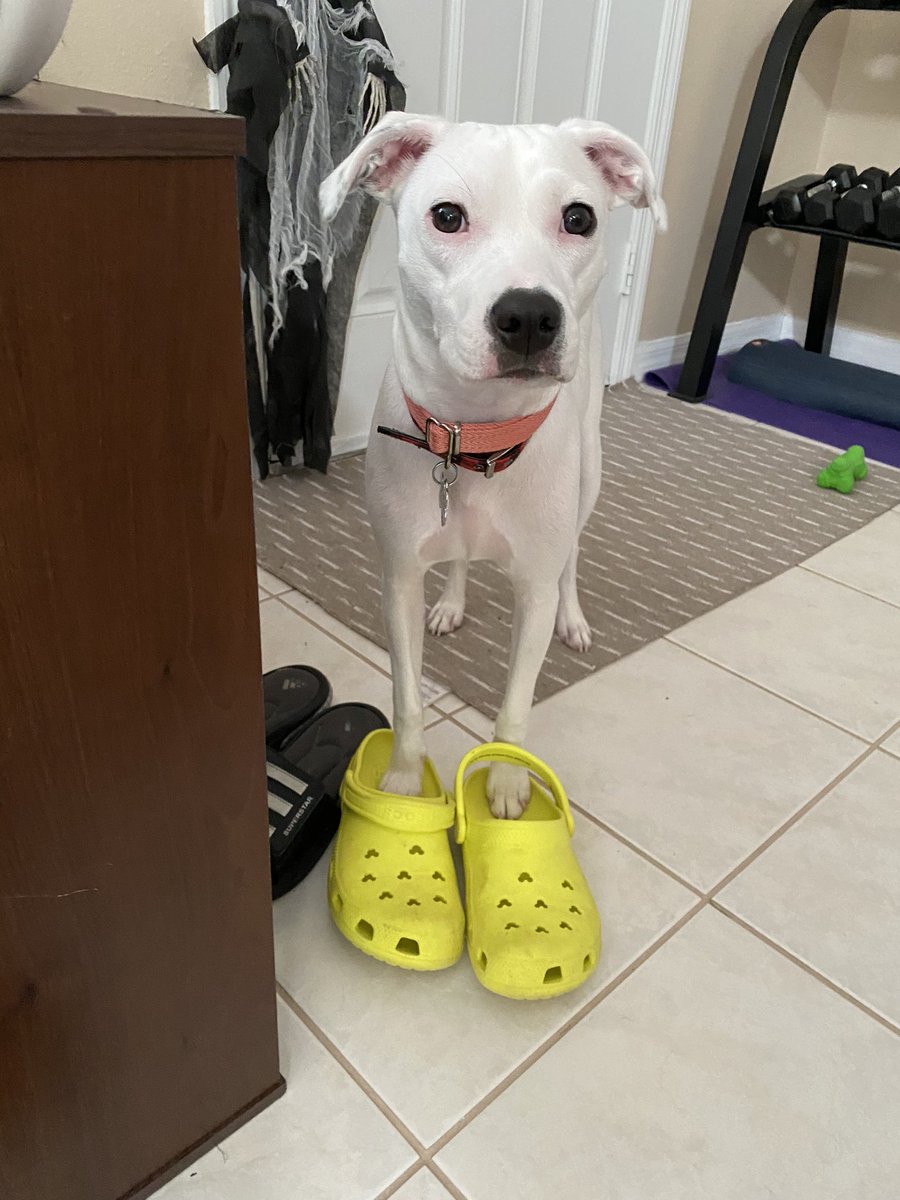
875,169,900,241
799,163,859,226
834,167,890,235
772,163,857,224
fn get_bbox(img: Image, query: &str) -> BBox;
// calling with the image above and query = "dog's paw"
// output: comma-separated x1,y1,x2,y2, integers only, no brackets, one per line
487,761,531,819
555,602,592,653
427,597,465,637
380,764,424,796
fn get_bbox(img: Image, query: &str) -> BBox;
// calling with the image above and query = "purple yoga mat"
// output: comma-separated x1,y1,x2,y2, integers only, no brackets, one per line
645,346,900,470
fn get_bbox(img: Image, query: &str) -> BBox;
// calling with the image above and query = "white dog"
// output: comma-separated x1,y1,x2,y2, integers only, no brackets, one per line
320,114,663,817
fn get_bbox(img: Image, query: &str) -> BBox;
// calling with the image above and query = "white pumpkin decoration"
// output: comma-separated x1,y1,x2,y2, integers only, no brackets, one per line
0,0,75,97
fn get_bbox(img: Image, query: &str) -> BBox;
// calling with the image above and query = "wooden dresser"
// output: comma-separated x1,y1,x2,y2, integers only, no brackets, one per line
0,84,283,1200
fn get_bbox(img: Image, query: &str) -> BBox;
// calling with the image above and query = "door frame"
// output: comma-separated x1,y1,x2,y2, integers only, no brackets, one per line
203,0,232,110
605,0,693,383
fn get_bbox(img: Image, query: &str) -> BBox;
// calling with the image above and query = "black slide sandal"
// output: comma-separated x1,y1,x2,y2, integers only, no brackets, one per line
264,665,332,748
268,703,390,899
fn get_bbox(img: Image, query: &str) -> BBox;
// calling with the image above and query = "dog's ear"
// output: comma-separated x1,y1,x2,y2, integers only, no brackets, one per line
319,112,447,223
560,119,666,230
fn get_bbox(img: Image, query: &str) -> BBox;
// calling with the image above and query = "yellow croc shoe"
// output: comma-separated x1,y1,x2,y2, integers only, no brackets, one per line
329,730,464,971
456,744,601,1000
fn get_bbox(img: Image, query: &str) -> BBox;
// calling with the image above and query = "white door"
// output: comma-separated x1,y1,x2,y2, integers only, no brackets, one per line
333,0,690,453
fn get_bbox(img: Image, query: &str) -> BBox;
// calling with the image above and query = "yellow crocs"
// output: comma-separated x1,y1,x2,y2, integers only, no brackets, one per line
455,744,601,1000
329,730,464,970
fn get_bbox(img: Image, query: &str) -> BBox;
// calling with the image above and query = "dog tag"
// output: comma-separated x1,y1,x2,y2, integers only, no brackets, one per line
432,460,458,527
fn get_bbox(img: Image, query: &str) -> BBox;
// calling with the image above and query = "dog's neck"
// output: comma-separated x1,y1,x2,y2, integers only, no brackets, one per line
392,300,559,424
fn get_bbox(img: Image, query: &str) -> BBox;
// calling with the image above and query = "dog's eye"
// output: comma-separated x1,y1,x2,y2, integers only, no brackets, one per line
431,202,466,234
562,203,596,237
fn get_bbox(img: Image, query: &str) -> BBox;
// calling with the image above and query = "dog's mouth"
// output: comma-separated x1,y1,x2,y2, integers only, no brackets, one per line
500,366,546,380
494,353,566,382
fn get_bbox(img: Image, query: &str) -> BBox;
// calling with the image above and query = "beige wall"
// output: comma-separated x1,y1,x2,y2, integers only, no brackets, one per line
42,0,209,108
787,12,900,340
642,0,851,342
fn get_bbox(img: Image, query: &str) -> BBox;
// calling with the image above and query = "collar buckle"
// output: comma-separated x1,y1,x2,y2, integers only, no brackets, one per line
484,447,515,480
424,417,462,463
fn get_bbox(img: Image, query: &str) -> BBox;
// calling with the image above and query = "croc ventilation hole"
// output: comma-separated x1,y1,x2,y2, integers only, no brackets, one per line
379,891,393,900
543,966,563,984
562,880,574,890
407,898,420,906
560,921,572,931
396,938,420,957
362,873,376,882
583,953,595,972
505,922,519,930
432,871,445,881
434,895,447,904
479,951,488,970
409,845,425,856
365,849,379,859
534,899,548,909
356,919,374,941
333,894,344,912
518,872,533,883
569,905,582,915
535,926,549,934
497,898,512,909
397,870,412,880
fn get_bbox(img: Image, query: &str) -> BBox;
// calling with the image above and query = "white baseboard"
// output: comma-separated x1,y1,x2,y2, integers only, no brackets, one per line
635,312,900,379
331,433,369,459
634,314,786,378
781,315,900,375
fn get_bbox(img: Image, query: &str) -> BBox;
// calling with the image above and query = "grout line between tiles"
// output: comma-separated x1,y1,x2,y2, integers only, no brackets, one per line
426,1160,469,1200
664,637,875,742
372,1150,470,1200
273,593,394,681
798,562,900,613
568,801,705,897
372,1146,469,1200
443,704,889,904
275,983,428,1159
423,899,706,1158
373,1161,431,1200
257,572,292,597
712,902,900,1039
270,592,451,717
275,716,900,1178
278,903,709,1172
445,710,491,740
706,721,900,902
265,599,900,1166
280,600,895,903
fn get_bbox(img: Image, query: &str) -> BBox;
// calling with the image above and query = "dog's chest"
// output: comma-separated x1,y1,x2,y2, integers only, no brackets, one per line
419,489,513,565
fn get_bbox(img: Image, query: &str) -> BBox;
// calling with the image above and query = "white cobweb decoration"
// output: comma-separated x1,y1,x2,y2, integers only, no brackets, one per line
266,0,393,344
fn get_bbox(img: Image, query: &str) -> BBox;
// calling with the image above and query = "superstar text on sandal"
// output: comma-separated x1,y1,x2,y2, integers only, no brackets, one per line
329,730,464,970
269,703,388,900
455,744,601,1000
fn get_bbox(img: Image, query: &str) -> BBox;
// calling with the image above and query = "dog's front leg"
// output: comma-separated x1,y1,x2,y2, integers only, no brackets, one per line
488,579,558,818
381,561,428,795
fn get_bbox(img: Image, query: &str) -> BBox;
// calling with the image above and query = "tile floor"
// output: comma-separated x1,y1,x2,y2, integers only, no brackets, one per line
160,504,900,1200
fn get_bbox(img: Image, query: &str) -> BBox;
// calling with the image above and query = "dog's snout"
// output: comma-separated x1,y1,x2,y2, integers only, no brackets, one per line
489,289,562,358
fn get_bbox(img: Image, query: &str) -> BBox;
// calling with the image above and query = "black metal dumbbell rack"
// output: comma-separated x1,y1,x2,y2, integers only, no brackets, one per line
670,0,900,403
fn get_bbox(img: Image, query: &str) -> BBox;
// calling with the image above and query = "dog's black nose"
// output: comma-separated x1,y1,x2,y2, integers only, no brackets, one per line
489,289,562,358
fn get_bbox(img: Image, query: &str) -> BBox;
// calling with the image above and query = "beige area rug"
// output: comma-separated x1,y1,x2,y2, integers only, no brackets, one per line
254,380,900,717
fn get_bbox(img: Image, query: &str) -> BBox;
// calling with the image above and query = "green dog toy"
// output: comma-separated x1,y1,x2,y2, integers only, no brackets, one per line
817,445,868,494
